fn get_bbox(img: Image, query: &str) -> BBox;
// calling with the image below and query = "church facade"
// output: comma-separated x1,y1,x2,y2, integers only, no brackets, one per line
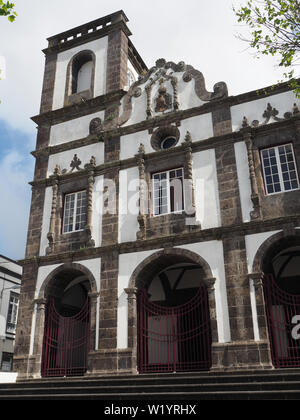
14,10,300,379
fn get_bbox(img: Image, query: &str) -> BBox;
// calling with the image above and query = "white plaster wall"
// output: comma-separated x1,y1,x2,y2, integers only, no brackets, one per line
92,175,104,248
231,90,300,132
234,141,254,222
49,110,105,146
192,149,221,229
52,37,108,110
118,167,139,243
39,186,53,256
177,242,231,343
47,142,104,176
120,114,213,161
245,230,282,274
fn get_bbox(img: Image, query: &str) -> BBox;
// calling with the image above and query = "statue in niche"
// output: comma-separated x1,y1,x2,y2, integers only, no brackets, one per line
155,78,172,113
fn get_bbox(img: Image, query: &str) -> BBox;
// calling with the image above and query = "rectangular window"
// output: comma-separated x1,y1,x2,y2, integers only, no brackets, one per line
62,190,87,233
6,292,19,334
1,353,13,372
152,168,184,216
261,144,299,195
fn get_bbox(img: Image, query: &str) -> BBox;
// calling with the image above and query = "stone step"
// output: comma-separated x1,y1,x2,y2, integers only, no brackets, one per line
1,369,300,400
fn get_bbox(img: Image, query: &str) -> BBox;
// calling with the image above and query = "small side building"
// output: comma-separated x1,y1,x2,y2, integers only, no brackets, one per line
0,255,22,380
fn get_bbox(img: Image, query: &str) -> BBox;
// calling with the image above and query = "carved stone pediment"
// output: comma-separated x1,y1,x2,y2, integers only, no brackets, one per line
119,59,228,126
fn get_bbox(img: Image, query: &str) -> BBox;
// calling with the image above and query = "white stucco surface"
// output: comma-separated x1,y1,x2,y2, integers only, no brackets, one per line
234,141,254,222
120,114,213,160
192,149,221,229
245,230,282,274
118,167,139,243
49,110,105,146
47,142,104,177
52,37,108,110
231,90,300,132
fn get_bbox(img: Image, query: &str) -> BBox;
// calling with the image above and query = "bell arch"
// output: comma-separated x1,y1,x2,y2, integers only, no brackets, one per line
125,248,217,373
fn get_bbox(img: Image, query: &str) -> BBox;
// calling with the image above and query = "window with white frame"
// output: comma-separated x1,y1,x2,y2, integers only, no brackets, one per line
152,168,184,216
6,292,19,334
62,190,87,233
261,144,299,195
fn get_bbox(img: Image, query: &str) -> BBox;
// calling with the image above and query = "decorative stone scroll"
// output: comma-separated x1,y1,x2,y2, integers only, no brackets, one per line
118,58,228,126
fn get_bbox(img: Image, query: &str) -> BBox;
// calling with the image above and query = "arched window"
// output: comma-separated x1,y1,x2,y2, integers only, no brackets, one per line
65,50,96,105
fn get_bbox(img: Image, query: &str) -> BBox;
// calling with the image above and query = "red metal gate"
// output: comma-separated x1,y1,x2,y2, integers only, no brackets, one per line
137,285,211,373
264,274,300,368
41,298,90,377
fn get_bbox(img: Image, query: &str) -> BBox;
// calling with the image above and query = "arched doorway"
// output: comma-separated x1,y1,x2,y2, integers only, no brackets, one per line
262,237,300,368
41,267,91,377
135,254,212,373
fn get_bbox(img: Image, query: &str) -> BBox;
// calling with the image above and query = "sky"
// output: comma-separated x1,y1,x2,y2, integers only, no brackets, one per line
0,0,288,260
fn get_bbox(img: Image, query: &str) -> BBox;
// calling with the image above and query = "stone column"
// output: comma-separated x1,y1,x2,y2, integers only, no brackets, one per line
136,143,147,240
243,129,262,220
84,158,96,247
183,131,198,226
32,298,47,378
124,287,138,373
46,166,60,255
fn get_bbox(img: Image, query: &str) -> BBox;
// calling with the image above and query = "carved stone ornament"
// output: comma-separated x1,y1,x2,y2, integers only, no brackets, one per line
241,102,300,129
89,118,103,135
70,154,82,171
118,59,228,126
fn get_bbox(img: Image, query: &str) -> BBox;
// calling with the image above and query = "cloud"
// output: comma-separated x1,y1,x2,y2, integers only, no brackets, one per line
0,149,33,260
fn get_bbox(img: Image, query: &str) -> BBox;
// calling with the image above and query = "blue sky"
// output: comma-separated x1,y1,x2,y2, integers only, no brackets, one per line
0,120,34,259
0,0,287,261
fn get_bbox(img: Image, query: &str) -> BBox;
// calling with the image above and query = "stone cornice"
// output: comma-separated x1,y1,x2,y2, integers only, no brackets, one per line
43,12,131,55
19,213,300,267
31,90,126,127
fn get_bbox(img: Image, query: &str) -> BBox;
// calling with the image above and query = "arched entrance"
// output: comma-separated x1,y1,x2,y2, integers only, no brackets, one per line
262,236,300,368
41,266,91,377
131,249,214,374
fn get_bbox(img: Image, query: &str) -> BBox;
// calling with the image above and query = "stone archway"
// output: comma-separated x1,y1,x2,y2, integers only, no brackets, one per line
125,248,217,373
33,263,98,378
251,229,300,368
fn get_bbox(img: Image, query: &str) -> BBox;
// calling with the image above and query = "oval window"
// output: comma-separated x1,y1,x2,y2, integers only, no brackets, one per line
160,136,177,150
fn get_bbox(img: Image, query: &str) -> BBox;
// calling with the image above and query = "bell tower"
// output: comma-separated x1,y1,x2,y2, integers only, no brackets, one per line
14,11,148,379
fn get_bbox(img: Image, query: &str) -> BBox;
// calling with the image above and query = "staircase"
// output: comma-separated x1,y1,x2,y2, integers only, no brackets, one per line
0,369,300,400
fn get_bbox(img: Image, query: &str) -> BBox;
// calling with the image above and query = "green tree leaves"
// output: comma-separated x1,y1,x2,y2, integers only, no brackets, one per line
0,0,17,22
233,0,300,96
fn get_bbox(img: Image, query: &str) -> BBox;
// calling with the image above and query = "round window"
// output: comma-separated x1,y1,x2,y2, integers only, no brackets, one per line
160,136,177,150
